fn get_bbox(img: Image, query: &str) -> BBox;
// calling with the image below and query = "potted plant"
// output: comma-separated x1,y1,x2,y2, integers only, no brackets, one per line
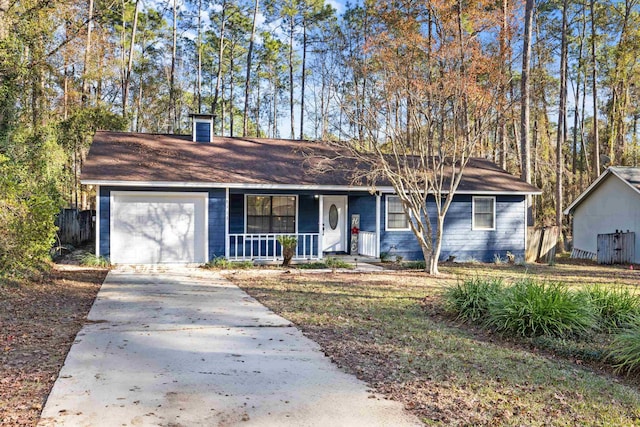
277,235,297,267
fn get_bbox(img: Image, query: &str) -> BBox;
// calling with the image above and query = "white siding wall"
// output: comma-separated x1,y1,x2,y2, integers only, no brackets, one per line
573,175,640,263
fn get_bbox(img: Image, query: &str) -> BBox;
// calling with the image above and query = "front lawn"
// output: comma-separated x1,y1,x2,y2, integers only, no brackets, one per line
231,264,640,426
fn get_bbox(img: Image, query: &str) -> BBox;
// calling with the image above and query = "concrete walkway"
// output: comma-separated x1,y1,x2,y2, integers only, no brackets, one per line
39,268,419,427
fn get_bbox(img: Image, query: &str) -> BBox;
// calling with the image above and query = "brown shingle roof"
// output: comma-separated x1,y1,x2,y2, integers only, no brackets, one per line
80,131,540,194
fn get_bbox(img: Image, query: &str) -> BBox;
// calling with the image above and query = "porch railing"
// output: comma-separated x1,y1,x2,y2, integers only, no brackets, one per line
228,233,320,261
358,231,377,257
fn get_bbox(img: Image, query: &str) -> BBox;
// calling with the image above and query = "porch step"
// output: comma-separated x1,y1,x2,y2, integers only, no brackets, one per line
323,254,382,263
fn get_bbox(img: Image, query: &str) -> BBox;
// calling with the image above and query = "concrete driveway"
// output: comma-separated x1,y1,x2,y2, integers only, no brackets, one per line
39,267,420,427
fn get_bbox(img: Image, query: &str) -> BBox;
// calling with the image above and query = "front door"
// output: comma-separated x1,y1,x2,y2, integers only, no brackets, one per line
322,196,347,252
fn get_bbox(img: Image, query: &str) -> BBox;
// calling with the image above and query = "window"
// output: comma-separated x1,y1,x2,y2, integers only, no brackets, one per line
473,196,495,230
386,196,409,230
246,195,296,233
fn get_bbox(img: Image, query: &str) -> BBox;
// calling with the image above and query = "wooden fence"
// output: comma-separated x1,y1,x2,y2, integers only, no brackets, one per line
597,231,635,265
55,209,94,246
526,226,559,263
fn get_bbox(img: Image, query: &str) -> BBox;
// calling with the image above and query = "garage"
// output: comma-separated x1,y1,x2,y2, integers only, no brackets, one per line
110,192,208,264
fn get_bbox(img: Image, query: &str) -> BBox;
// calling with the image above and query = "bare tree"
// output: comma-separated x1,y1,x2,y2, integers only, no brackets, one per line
332,1,503,275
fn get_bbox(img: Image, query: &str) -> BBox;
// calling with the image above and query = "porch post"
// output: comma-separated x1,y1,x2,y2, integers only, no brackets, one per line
95,185,100,257
375,193,381,257
318,195,324,260
225,187,230,259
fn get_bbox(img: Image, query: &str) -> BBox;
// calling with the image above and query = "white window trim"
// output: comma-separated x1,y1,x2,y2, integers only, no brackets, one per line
385,195,411,231
244,194,298,234
472,196,496,231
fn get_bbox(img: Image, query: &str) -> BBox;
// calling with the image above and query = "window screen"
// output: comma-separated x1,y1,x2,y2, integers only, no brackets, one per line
387,196,409,230
473,197,495,230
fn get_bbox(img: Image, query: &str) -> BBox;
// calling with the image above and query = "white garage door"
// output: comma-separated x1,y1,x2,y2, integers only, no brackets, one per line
111,192,208,264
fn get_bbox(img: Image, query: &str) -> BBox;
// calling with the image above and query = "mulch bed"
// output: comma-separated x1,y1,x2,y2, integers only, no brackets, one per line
0,265,107,426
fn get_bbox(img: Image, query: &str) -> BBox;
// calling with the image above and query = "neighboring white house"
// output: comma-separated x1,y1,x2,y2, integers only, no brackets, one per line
564,167,640,263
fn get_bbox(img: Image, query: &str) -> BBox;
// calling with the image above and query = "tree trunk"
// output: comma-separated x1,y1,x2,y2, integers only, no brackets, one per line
196,0,202,113
81,0,94,106
243,0,259,136
169,0,177,133
288,17,295,139
590,0,600,177
498,0,508,169
556,0,568,238
123,0,140,118
229,45,234,137
520,0,534,225
212,1,227,133
300,21,307,140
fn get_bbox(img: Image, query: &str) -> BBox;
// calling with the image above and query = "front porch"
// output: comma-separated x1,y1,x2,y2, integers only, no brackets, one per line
225,191,382,262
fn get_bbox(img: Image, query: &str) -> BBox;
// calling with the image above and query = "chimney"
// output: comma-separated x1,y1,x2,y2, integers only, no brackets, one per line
189,113,215,143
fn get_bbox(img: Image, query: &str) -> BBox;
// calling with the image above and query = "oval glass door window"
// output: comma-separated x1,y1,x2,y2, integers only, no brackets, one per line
329,204,339,229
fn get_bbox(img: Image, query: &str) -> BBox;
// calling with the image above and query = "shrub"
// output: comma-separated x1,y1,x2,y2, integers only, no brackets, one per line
443,277,504,322
0,155,59,280
403,261,426,270
486,278,596,337
578,286,640,332
276,235,297,267
609,317,640,374
292,258,353,270
325,257,353,269
81,254,111,267
204,256,254,269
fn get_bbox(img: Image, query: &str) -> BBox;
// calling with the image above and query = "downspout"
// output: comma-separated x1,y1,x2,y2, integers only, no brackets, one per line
376,193,381,257
225,188,230,259
95,185,100,257
318,196,324,260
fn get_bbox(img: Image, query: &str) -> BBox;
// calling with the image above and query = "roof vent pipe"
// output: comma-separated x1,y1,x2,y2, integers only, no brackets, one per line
189,113,215,143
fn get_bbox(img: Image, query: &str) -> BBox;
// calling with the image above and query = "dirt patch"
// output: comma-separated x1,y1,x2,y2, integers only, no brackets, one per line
0,264,107,426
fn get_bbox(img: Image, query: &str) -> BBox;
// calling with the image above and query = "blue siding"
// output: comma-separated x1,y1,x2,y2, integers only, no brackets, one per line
229,193,244,233
348,195,377,232
97,185,526,263
99,187,110,258
380,194,526,262
195,122,210,142
207,189,226,259
298,194,319,233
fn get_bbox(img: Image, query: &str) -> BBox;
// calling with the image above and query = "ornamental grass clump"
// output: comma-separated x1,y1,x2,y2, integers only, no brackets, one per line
486,278,596,338
444,277,504,322
609,316,640,375
578,286,640,332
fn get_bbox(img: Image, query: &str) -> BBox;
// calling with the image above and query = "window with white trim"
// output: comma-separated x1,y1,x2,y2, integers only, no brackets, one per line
472,196,495,230
247,195,296,233
386,196,410,230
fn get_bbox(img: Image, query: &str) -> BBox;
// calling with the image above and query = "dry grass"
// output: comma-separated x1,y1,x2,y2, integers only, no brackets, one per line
231,261,640,426
0,265,107,426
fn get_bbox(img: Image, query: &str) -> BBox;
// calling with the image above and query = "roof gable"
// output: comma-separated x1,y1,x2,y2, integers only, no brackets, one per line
564,167,640,214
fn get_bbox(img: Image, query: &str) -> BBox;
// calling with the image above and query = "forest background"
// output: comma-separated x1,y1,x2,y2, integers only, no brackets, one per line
0,0,638,276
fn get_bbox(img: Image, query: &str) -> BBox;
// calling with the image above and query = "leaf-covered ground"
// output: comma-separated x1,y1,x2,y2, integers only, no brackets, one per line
0,265,107,426
231,265,640,426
